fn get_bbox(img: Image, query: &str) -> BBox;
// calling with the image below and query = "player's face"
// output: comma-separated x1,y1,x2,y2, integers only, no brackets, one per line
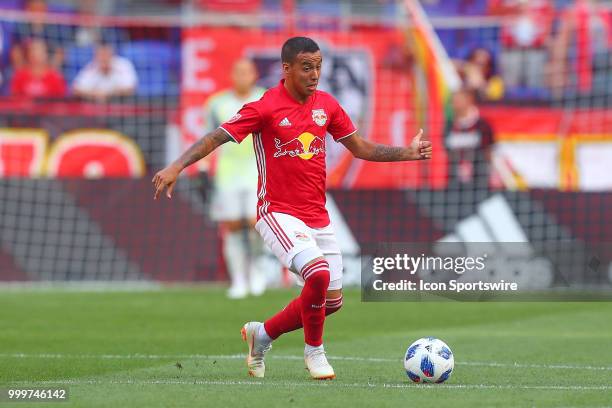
284,51,322,99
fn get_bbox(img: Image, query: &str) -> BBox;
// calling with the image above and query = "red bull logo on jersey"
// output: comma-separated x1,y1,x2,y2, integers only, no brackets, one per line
273,132,325,160
312,109,327,126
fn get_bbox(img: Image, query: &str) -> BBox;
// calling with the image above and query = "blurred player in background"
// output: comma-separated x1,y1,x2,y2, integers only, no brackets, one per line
153,37,431,380
446,87,494,190
204,59,267,299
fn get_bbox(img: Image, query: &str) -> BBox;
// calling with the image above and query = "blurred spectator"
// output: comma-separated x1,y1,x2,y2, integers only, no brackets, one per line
445,88,494,188
72,43,138,102
549,0,612,100
10,0,64,70
455,47,504,101
489,0,554,90
204,58,267,299
10,38,66,97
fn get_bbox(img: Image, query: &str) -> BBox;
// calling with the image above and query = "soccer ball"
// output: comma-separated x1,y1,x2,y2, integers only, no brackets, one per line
404,337,454,383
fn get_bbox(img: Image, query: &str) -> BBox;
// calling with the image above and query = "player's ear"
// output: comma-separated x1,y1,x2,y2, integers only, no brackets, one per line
282,62,290,75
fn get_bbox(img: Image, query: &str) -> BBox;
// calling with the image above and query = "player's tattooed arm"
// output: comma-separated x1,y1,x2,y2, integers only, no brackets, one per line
340,129,432,162
176,128,232,169
152,128,231,200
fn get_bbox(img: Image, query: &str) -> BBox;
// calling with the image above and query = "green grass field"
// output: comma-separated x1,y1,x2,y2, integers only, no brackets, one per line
1,286,611,407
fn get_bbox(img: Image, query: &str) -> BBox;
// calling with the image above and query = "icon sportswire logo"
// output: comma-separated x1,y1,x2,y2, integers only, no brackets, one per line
273,132,325,160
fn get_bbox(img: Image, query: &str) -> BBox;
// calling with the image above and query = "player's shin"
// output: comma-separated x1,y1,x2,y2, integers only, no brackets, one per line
299,260,330,346
263,296,303,339
263,292,341,340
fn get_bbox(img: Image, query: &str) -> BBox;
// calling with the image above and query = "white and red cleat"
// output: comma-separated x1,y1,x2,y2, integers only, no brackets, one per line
305,347,335,380
241,322,271,378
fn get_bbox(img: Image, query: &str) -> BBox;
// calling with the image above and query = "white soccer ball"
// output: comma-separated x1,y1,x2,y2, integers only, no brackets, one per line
404,337,454,383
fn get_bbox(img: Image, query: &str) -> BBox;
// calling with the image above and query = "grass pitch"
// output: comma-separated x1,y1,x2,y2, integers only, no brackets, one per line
0,286,611,407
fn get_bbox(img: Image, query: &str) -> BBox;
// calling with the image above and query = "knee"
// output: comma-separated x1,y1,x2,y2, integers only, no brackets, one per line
301,258,330,290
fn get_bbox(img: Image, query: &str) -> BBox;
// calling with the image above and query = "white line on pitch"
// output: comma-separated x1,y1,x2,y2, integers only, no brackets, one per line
1,353,612,371
4,379,612,391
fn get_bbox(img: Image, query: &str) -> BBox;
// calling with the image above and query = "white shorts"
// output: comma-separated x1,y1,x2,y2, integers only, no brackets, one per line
210,188,258,222
255,212,343,290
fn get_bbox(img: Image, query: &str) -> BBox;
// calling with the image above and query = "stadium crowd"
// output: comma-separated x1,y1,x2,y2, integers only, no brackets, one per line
0,0,609,104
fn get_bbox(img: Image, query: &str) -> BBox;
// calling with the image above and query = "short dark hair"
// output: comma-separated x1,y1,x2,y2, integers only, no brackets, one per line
281,37,320,64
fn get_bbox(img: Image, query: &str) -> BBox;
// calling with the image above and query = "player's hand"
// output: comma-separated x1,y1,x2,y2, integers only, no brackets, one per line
152,164,181,200
410,129,432,160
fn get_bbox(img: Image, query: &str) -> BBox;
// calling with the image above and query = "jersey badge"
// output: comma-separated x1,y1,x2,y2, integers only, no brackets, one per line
312,109,327,126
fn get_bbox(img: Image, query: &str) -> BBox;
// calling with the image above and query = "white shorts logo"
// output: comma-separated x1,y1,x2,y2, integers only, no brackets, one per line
294,231,310,241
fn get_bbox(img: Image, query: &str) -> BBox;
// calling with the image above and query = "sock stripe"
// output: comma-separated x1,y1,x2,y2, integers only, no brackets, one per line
326,297,343,307
302,266,328,281
302,263,327,275
301,260,329,280
301,260,327,276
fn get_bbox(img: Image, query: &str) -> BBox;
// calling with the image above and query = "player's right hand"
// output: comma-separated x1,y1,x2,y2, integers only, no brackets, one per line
152,164,181,200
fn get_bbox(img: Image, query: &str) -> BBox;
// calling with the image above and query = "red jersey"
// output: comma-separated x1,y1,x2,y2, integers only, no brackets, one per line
220,79,356,228
10,68,66,98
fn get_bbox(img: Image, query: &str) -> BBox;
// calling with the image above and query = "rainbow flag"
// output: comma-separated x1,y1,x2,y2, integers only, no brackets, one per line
404,0,460,188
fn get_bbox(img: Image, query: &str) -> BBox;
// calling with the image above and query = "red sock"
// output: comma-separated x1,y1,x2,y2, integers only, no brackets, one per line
299,260,330,347
325,295,343,316
264,294,343,339
264,296,302,340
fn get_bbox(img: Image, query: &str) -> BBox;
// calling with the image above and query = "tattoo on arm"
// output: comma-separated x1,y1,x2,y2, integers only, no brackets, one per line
367,144,410,162
177,128,231,169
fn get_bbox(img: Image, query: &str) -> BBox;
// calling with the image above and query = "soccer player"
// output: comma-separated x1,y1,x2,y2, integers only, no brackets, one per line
152,37,432,380
203,58,267,299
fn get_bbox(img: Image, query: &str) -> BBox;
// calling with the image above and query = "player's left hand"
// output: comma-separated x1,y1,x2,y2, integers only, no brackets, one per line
410,129,432,160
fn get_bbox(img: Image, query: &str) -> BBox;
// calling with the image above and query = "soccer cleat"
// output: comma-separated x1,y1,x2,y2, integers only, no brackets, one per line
241,322,271,378
304,348,335,380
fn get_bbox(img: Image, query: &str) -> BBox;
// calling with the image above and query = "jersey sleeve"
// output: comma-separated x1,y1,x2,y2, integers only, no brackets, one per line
327,99,357,142
219,102,263,144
